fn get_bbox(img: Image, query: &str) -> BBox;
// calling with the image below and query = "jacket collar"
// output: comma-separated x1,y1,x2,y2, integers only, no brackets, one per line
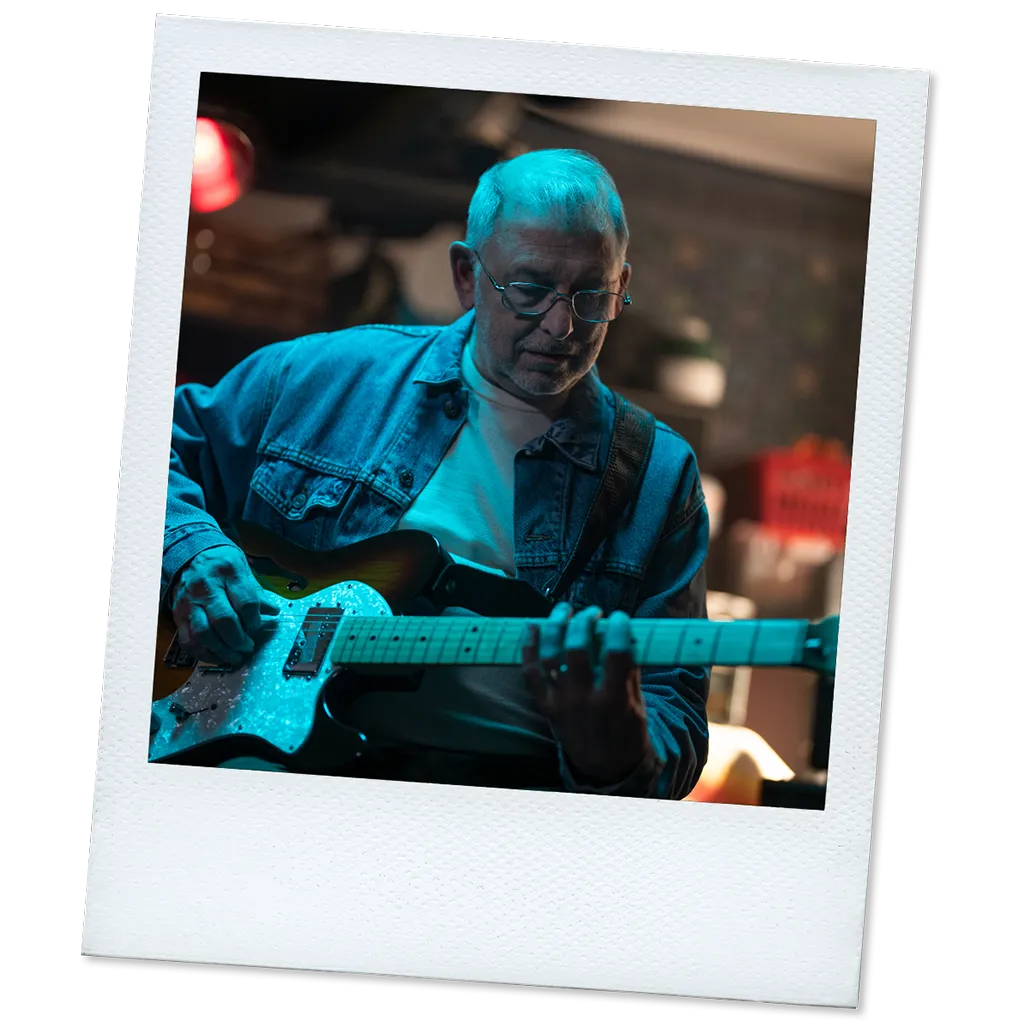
414,309,609,472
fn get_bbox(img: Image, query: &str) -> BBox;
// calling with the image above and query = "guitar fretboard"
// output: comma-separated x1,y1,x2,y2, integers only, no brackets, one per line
328,617,812,669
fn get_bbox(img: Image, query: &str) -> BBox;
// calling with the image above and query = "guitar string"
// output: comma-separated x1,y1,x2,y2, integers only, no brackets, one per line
225,616,793,647
178,613,803,664
238,617,746,653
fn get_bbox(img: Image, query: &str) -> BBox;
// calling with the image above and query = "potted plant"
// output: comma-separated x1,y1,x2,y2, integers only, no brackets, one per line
657,314,727,408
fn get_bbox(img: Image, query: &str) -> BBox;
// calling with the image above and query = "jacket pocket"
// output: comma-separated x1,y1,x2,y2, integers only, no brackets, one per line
246,455,355,550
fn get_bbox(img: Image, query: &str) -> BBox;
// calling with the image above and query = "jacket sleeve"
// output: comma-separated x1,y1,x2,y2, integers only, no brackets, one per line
558,468,711,800
161,340,293,604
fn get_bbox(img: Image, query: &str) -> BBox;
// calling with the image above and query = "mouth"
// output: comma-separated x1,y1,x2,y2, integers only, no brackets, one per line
521,349,573,364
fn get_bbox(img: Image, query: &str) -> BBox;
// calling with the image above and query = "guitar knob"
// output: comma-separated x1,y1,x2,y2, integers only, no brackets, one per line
150,712,161,736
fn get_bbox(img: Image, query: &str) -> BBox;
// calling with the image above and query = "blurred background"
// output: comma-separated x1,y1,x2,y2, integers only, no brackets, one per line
182,74,875,808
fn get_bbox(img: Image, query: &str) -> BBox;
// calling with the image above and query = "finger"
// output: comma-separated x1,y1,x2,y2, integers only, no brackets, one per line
226,577,270,638
520,620,540,665
521,623,554,712
563,606,602,695
183,571,217,601
216,554,276,632
601,610,637,696
564,645,596,697
176,618,195,650
189,605,241,666
539,601,573,670
524,670,555,716
205,588,257,654
564,605,603,662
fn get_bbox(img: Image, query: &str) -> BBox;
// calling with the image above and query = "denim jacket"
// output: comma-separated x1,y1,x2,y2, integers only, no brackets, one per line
164,310,710,799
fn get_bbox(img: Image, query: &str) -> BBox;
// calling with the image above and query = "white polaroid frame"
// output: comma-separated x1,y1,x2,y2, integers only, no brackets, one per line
82,15,928,1008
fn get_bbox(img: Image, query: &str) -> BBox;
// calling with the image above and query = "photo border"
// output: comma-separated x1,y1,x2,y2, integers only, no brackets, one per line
82,15,928,1007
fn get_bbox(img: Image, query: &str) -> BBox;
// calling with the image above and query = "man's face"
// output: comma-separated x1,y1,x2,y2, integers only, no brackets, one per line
451,217,630,409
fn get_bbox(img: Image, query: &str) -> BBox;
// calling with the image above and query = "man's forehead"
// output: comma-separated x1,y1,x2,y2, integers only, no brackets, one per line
489,217,622,268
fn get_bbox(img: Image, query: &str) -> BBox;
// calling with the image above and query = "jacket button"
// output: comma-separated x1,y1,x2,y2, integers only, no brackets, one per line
398,469,414,490
444,399,461,419
290,491,307,510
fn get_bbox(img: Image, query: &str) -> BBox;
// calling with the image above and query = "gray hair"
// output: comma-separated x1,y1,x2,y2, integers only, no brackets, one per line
465,149,629,255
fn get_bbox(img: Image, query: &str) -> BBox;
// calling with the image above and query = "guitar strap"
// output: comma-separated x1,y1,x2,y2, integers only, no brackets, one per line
547,392,656,604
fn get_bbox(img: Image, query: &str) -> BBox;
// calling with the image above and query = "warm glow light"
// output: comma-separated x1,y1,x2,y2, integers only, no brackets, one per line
193,118,228,174
190,117,252,213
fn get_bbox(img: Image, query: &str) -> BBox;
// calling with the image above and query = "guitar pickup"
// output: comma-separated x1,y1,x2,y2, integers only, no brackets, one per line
284,606,344,676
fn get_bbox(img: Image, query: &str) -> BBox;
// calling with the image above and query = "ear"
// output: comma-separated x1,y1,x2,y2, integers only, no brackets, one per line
619,260,632,293
449,242,476,312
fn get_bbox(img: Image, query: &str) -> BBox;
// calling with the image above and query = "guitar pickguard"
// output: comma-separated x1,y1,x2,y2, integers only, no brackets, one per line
149,580,392,770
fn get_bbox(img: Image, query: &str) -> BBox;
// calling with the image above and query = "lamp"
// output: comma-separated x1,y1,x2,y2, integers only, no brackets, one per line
190,116,254,213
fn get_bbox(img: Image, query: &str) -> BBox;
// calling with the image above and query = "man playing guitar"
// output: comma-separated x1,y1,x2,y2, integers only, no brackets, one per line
162,149,710,798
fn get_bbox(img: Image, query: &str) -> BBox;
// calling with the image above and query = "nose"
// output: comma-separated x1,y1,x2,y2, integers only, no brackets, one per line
541,295,574,341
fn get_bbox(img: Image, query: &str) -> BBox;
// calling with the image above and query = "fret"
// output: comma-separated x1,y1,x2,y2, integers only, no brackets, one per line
638,623,657,665
440,619,466,664
396,618,425,666
360,619,388,665
633,623,664,664
486,620,508,664
454,622,486,665
751,620,807,666
711,621,756,665
409,620,438,665
500,619,527,663
666,620,723,665
381,622,407,665
708,623,722,666
481,619,520,665
337,618,377,665
469,622,488,662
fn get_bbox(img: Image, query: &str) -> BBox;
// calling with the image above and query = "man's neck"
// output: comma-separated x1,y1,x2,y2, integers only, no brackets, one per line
468,335,572,420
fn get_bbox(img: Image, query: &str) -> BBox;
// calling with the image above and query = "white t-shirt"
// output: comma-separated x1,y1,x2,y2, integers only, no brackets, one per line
345,334,558,756
395,333,552,573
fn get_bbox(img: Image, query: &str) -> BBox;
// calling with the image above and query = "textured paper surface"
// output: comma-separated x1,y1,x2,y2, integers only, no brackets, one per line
82,16,928,1007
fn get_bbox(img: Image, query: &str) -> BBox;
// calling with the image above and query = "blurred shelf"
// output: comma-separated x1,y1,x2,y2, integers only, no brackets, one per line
614,386,718,421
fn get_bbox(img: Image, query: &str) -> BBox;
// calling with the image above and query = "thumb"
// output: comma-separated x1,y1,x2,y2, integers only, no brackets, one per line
259,596,282,616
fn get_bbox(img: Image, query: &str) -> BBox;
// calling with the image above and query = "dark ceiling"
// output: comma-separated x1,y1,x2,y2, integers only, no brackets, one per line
197,74,586,236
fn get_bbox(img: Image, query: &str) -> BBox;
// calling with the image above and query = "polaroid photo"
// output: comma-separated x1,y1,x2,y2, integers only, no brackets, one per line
82,15,928,1008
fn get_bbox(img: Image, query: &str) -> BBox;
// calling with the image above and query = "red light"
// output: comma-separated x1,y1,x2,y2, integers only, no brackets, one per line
190,117,253,213
193,118,228,173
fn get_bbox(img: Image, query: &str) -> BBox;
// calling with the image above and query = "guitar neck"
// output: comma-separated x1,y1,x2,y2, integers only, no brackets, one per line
329,616,822,670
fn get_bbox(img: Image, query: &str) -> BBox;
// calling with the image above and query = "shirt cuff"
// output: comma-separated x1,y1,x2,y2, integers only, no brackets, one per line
161,527,239,606
557,742,664,798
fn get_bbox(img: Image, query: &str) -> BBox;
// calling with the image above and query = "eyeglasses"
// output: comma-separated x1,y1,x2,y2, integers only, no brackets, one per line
473,250,631,324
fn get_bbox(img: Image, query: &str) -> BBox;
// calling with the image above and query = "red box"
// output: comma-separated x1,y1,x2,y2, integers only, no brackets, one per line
724,439,851,546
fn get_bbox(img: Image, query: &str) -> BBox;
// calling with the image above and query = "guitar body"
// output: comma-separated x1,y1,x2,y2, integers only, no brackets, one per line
149,527,552,773
152,527,450,700
150,580,399,772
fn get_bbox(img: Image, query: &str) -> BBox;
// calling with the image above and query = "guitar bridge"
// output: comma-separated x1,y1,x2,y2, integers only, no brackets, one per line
284,605,344,676
163,633,234,674
163,633,198,670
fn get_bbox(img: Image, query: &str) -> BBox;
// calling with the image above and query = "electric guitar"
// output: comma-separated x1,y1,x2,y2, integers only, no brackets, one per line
149,527,839,774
